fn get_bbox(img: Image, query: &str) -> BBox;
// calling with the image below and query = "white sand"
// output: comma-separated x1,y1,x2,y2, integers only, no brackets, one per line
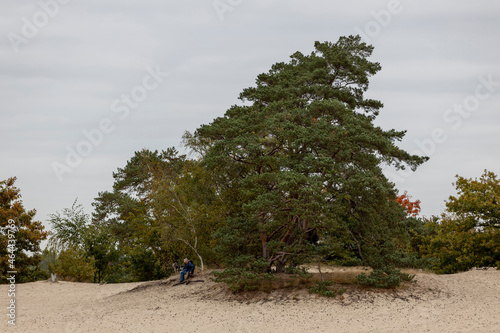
1,268,499,332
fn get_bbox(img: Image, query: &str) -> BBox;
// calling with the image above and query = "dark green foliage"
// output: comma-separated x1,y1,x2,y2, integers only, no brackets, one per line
92,148,186,252
184,36,428,290
103,256,134,284
186,36,427,285
283,265,313,278
37,36,439,288
357,268,415,289
91,148,224,280
213,216,263,262
83,223,119,283
16,255,49,283
44,148,224,284
331,256,363,267
211,256,275,292
128,247,169,282
21,263,49,283
308,281,345,297
91,148,188,282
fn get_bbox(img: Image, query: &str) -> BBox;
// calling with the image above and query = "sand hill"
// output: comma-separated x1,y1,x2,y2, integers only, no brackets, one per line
1,268,499,332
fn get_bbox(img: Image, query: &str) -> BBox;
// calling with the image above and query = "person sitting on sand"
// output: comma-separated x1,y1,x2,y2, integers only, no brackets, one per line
179,258,195,282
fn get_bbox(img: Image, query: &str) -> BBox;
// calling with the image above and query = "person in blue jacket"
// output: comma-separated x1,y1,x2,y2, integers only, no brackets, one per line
179,258,195,282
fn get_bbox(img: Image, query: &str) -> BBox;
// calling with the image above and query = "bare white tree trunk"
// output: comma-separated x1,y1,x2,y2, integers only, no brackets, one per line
177,237,204,271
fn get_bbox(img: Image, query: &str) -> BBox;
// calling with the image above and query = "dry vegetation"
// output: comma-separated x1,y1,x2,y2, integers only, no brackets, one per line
2,267,499,332
133,265,428,303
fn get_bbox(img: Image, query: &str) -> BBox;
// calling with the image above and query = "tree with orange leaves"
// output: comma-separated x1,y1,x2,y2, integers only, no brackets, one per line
1,177,48,283
396,191,421,217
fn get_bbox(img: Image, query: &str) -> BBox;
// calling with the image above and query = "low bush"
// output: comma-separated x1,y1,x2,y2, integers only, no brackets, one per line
211,256,275,292
356,268,415,289
53,247,96,282
308,281,346,297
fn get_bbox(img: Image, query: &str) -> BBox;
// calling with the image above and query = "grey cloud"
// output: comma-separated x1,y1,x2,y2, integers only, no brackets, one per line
1,0,499,227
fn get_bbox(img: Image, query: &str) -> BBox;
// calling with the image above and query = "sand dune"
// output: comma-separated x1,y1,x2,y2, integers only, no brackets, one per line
1,268,499,332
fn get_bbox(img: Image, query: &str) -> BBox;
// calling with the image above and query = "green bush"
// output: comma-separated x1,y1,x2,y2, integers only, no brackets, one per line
128,248,169,282
53,247,96,282
418,220,500,274
18,263,50,283
357,268,415,289
308,281,345,297
283,265,313,278
415,172,500,274
212,256,275,292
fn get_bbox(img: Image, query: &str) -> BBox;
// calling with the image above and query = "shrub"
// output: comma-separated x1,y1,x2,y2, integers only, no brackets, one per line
357,268,415,289
283,265,313,278
211,256,275,292
53,247,96,282
418,220,500,274
308,281,345,297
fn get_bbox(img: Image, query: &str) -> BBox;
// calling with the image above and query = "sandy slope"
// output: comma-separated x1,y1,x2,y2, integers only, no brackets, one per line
1,268,499,333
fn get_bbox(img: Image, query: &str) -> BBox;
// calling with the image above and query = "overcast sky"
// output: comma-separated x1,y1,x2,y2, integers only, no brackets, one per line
1,0,499,236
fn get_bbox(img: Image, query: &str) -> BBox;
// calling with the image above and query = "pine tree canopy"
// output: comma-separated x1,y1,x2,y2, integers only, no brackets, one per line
187,35,428,272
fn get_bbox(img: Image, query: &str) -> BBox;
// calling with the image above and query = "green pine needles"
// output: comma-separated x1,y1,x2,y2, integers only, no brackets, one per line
187,35,427,289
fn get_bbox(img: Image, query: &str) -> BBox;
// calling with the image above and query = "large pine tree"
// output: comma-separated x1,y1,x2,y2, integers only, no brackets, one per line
186,36,427,277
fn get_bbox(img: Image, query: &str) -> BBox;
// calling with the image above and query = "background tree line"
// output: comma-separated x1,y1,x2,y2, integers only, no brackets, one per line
1,36,498,287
